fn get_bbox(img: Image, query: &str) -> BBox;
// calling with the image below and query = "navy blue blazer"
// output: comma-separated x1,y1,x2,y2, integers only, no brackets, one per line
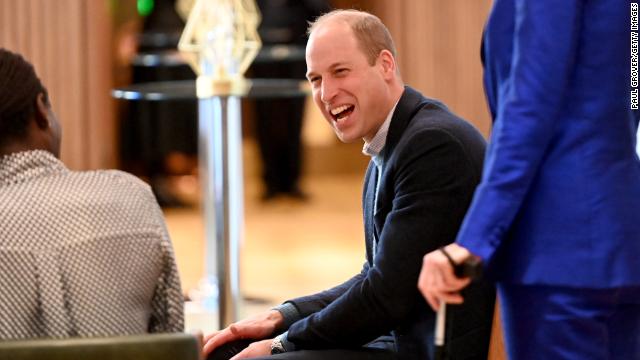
285,87,495,359
457,0,640,287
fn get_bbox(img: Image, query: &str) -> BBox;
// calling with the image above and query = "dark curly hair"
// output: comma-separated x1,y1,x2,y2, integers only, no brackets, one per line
0,48,49,147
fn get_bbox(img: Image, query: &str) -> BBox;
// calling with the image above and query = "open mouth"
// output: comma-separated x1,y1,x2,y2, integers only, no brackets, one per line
330,104,355,123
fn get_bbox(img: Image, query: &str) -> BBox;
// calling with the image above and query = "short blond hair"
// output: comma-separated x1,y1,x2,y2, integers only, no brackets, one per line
308,9,397,66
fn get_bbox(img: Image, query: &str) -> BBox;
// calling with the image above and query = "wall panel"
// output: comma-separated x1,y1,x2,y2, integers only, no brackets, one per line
0,0,114,170
86,0,116,168
398,1,490,136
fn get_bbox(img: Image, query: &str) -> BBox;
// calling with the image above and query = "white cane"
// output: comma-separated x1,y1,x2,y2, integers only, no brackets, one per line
434,248,483,360
434,301,447,360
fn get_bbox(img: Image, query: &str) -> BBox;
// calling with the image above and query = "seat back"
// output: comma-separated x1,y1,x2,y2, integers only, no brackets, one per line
0,333,200,360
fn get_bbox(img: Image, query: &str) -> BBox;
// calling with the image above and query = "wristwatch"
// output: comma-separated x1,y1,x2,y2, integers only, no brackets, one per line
270,335,286,354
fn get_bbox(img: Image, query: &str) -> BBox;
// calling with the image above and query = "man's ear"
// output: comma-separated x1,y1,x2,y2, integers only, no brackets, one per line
378,49,396,80
34,92,50,129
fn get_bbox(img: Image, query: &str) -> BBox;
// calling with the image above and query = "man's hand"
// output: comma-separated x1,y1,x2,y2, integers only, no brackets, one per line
202,310,284,355
229,339,273,360
417,243,474,311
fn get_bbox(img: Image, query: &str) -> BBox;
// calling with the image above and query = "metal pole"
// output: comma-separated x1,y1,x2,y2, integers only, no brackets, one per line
198,95,242,329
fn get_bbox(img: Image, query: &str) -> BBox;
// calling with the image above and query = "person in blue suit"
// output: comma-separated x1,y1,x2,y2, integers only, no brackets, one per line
418,1,640,359
637,126,640,156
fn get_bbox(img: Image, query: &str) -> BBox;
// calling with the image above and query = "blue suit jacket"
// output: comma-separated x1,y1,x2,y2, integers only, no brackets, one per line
285,87,495,359
457,0,640,287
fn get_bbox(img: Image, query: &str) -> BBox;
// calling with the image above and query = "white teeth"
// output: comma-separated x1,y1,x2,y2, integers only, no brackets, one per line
336,116,347,123
330,105,350,115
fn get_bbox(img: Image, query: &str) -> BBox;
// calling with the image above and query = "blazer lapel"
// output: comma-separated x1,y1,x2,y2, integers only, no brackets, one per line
363,86,440,264
382,86,448,165
363,162,378,265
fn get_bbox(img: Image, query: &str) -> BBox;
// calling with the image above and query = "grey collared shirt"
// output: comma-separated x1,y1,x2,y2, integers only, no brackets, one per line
362,102,398,258
0,150,184,339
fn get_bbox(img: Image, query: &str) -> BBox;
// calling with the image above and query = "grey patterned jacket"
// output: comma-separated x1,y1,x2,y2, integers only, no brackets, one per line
0,150,184,339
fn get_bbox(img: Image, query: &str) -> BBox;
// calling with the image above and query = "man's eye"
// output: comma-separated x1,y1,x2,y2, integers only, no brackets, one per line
309,77,320,84
335,68,348,75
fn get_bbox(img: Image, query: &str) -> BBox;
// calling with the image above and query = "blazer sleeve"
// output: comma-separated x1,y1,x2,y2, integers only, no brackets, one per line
456,0,583,262
286,262,369,318
286,128,480,349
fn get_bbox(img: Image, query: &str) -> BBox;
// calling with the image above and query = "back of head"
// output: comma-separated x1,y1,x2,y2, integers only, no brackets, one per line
308,9,397,66
0,49,47,148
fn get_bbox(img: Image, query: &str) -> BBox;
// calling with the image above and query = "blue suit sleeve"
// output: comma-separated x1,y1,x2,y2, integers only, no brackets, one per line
456,0,583,262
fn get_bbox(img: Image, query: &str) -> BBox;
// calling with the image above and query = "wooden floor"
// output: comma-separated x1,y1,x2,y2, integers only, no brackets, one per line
164,138,369,313
164,173,367,303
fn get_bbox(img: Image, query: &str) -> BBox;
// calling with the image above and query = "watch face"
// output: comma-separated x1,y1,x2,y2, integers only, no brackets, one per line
271,338,286,354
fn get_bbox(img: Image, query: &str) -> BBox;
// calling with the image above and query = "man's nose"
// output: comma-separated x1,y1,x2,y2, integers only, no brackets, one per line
320,79,337,104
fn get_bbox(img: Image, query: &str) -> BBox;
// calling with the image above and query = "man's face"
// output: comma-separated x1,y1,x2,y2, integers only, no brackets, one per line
306,21,393,143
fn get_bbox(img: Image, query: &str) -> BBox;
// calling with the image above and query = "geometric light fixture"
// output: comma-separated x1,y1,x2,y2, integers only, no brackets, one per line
175,0,195,21
178,0,261,97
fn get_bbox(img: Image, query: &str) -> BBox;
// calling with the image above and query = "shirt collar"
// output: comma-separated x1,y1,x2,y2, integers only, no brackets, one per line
0,150,67,186
362,100,399,165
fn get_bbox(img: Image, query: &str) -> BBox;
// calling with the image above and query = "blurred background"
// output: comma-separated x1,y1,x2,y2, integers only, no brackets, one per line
0,0,494,333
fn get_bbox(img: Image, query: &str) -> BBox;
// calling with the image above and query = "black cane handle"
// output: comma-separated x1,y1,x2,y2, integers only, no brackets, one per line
453,255,483,279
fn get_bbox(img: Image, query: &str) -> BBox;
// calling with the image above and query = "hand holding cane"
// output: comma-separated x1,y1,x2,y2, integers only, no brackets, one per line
434,247,483,360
